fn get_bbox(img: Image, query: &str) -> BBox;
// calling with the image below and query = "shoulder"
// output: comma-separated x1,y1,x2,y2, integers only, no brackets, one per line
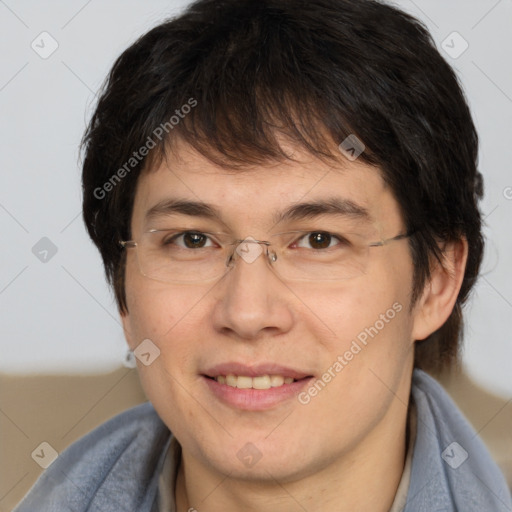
14,402,171,512
408,369,512,511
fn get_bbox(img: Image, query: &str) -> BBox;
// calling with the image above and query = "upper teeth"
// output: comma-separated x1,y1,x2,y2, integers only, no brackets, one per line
215,374,295,389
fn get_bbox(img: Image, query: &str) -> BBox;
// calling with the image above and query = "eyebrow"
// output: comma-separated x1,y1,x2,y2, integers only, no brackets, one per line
144,199,221,225
144,197,371,226
274,197,371,224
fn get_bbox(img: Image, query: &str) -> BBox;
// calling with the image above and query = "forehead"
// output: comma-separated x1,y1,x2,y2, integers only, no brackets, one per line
131,142,402,234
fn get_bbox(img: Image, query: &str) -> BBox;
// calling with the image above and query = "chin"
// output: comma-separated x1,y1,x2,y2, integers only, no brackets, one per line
195,436,318,483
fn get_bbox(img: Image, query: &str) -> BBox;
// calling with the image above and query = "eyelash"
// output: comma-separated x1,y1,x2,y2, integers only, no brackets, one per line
161,230,349,250
293,232,348,249
163,231,216,247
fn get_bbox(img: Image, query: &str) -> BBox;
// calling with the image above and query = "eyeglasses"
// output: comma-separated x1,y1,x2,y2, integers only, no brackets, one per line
119,227,413,284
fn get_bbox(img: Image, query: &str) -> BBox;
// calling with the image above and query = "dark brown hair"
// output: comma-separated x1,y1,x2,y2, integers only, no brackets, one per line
81,0,484,374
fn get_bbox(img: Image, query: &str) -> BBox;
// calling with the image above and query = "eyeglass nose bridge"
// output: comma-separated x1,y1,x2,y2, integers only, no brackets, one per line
225,237,278,268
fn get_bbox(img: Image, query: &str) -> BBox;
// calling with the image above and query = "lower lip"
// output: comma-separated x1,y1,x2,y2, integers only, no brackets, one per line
202,376,313,411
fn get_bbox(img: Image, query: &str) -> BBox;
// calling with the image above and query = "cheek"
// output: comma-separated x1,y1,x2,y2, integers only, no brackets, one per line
123,272,221,395
124,255,201,342
303,276,407,349
303,279,413,405
123,270,208,410
305,266,415,410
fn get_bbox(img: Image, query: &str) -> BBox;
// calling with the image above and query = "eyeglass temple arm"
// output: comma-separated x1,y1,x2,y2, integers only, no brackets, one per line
119,240,137,248
368,230,416,247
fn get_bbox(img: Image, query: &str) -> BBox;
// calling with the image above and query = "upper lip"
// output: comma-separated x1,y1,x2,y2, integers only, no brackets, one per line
202,362,313,380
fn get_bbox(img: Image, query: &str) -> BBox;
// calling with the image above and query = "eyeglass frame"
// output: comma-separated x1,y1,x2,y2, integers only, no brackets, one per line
119,227,416,283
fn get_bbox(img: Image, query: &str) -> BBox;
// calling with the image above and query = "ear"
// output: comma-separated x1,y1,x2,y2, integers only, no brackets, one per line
120,310,135,350
411,238,468,341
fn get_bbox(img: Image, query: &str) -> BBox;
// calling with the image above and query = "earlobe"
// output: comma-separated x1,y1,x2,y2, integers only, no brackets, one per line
411,238,468,341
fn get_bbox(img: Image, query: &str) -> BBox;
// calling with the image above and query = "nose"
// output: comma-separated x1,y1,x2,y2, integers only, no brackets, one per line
211,239,294,341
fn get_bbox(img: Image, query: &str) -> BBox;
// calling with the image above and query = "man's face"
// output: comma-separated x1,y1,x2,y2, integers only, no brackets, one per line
121,141,418,482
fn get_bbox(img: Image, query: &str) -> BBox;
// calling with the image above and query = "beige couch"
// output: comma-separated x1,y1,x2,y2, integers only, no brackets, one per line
0,367,510,511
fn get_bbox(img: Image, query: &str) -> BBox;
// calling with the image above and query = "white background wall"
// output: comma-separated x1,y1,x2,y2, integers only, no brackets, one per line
0,0,511,397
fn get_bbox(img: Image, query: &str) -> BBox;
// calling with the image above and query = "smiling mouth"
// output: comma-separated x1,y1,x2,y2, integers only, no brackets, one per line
204,374,312,390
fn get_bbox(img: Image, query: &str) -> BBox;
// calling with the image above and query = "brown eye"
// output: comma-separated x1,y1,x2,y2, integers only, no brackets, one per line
182,232,208,248
162,231,213,249
308,232,333,249
293,231,348,251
